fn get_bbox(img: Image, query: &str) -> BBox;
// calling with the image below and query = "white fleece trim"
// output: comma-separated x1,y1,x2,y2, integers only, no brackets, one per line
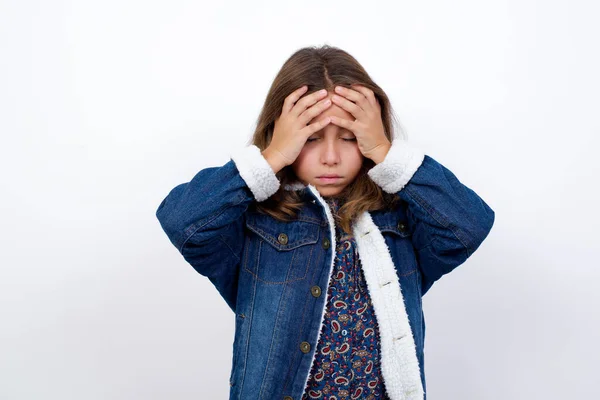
367,138,426,194
229,145,280,202
301,184,337,397
283,181,307,191
353,211,424,400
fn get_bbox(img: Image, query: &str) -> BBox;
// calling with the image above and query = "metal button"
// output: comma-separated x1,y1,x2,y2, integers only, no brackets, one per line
300,341,311,353
397,221,408,233
322,238,330,249
284,397,293,400
310,285,322,297
278,233,288,244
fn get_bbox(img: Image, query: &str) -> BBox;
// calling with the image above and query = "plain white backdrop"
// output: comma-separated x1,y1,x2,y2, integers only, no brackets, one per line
1,0,599,398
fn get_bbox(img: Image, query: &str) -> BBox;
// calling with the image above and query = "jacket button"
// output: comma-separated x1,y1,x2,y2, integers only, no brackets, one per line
278,233,288,245
300,341,311,353
397,221,408,233
311,285,322,297
284,397,293,400
322,238,330,249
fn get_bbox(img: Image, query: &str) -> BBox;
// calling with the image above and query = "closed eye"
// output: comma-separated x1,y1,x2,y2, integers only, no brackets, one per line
306,138,357,142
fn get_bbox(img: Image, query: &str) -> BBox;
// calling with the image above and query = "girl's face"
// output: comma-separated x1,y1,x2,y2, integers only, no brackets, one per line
291,91,364,198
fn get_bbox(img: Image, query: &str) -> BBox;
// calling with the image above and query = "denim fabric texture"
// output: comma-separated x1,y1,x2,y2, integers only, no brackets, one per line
155,138,495,400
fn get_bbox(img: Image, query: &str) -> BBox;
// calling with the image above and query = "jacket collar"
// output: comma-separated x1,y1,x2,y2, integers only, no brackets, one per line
282,181,409,237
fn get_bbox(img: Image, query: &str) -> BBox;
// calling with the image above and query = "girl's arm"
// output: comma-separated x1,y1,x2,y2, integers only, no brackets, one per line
155,145,280,312
367,138,496,295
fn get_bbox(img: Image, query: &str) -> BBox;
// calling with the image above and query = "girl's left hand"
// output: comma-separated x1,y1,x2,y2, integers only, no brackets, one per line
328,84,391,162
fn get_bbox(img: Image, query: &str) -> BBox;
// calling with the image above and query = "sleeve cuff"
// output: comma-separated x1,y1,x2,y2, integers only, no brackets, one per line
230,145,281,202
367,138,425,193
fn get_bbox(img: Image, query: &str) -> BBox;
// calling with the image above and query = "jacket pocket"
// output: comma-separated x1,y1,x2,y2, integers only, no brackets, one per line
380,218,419,278
243,212,321,284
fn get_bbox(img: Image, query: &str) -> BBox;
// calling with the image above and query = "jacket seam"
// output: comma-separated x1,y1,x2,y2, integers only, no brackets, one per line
218,235,241,263
179,192,247,252
259,270,291,399
404,185,472,256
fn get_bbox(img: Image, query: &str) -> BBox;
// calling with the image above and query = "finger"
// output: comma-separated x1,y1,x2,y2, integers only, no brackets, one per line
350,84,378,109
302,115,332,136
291,88,329,117
329,115,355,132
331,92,364,119
282,85,309,114
334,85,364,105
298,97,332,126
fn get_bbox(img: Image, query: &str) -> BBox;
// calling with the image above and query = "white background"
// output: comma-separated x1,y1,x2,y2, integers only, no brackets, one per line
1,0,599,398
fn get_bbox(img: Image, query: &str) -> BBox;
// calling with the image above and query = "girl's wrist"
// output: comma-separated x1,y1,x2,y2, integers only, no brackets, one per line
368,142,392,165
261,148,286,174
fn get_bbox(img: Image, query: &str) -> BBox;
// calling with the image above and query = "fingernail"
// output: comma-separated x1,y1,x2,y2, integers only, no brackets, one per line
319,89,327,95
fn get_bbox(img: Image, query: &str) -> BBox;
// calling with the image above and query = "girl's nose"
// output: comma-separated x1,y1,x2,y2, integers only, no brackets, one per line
321,141,341,164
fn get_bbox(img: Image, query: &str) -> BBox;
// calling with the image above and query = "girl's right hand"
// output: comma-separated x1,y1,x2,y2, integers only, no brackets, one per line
264,86,333,169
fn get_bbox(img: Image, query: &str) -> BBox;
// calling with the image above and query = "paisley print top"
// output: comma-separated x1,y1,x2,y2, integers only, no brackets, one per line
302,197,391,400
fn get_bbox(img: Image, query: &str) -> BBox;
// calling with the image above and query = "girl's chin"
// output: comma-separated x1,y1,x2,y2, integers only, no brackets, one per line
316,185,345,196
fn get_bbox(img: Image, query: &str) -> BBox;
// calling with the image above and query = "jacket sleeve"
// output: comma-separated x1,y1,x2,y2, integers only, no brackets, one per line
367,137,495,296
155,145,281,312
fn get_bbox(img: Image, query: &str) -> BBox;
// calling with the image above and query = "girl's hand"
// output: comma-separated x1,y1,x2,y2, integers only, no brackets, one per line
264,86,334,170
328,85,391,163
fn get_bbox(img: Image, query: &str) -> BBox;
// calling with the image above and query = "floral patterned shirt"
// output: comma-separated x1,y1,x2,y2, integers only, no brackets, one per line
302,198,390,400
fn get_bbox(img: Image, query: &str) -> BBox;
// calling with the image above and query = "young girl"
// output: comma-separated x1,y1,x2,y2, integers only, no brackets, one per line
156,45,495,400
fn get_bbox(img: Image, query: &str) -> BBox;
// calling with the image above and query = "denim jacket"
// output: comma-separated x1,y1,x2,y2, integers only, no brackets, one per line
155,138,495,400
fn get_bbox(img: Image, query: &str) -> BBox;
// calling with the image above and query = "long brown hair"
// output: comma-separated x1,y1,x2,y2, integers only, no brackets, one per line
246,45,406,235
